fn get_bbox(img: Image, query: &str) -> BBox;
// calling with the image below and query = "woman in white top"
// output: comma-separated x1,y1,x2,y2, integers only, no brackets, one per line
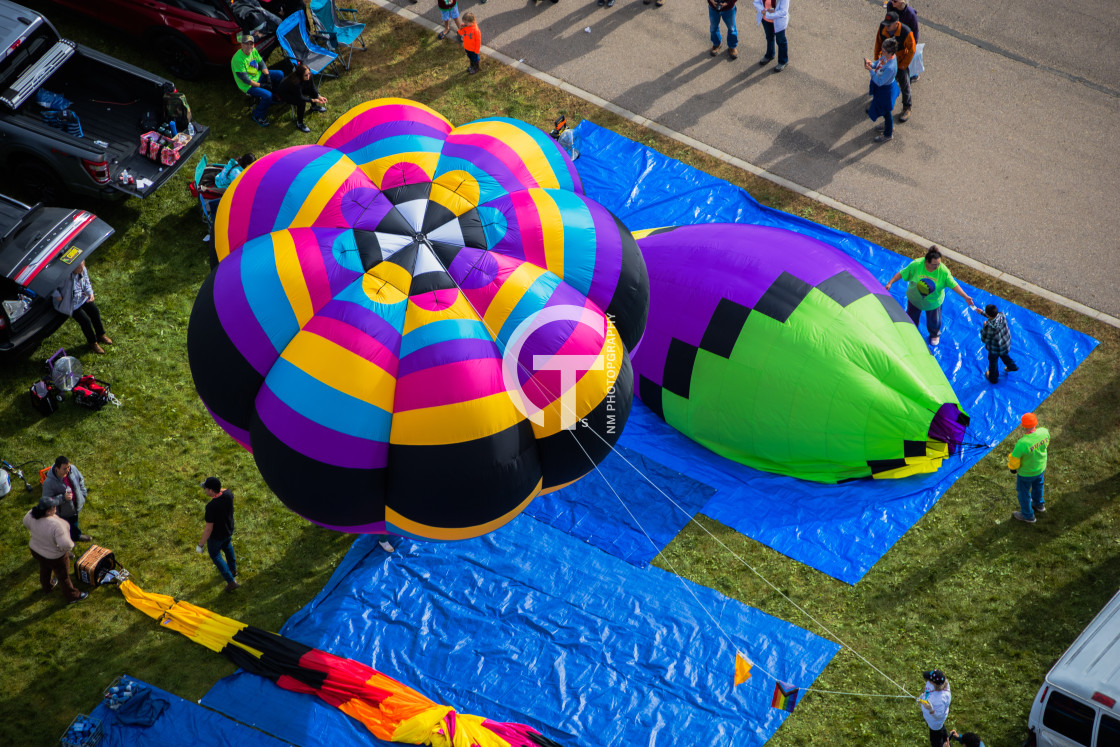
752,0,790,70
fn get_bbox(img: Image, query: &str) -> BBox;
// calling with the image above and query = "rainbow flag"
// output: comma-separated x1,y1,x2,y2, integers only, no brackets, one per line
771,681,799,713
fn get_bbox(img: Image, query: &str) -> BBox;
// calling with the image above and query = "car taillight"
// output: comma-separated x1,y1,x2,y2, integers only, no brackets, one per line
1039,685,1049,703
1093,691,1117,708
0,313,8,330
81,158,110,185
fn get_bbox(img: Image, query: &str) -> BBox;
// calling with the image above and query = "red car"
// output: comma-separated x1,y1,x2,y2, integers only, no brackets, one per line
48,0,300,79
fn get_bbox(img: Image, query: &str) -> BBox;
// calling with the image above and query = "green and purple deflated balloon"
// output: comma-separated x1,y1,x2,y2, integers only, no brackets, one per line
631,224,968,483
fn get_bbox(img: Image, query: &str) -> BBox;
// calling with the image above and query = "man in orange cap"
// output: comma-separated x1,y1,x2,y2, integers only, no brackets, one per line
1008,413,1049,523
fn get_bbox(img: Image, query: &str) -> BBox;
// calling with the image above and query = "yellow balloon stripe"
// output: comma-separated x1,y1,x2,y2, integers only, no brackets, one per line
386,481,541,541
363,152,440,188
430,170,481,214
455,121,560,189
402,291,474,335
529,190,566,275
390,392,524,445
290,158,356,228
481,263,548,334
273,232,316,328
282,331,397,412
364,263,413,302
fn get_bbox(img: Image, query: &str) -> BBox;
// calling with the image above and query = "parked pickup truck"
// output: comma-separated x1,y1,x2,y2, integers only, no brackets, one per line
0,192,114,358
0,0,208,204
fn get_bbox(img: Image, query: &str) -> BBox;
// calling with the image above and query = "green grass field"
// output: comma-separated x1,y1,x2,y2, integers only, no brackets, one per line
1,3,1118,745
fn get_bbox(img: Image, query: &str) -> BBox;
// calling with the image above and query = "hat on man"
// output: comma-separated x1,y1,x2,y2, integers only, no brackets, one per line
883,10,900,23
1021,413,1038,429
201,477,222,492
238,32,257,44
37,495,61,511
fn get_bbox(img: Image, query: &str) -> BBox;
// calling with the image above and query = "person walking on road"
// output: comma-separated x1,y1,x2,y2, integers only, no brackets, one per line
753,0,789,71
875,10,916,121
865,37,899,143
197,477,239,592
708,0,739,59
1009,413,1049,524
884,246,975,346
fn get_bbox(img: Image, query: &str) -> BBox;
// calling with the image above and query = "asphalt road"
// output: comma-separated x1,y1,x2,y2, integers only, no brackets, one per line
385,0,1120,320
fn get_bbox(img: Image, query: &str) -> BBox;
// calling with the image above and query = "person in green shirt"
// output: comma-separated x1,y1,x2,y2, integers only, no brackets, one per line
1008,412,1049,523
884,246,975,346
231,33,283,127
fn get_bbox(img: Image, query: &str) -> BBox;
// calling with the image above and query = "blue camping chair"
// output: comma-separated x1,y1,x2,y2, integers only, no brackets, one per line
310,0,366,70
277,10,339,81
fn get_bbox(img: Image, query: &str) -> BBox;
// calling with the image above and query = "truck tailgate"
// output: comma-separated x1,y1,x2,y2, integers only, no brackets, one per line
109,123,210,198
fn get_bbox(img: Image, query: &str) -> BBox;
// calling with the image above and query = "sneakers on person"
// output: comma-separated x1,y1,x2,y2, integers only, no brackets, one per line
46,578,59,594
68,591,89,604
774,62,787,71
251,113,270,127
1033,503,1047,513
98,334,113,345
379,540,396,552
711,45,722,57
910,74,920,82
224,581,240,593
296,121,311,133
874,134,893,143
729,48,738,59
78,534,92,542
1005,364,1020,372
899,106,912,122
758,56,773,66
875,122,885,131
468,66,479,75
1012,511,1037,524
929,334,940,345
310,104,327,113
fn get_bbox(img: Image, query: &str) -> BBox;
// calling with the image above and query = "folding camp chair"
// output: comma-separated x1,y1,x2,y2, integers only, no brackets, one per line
310,0,366,70
276,10,339,82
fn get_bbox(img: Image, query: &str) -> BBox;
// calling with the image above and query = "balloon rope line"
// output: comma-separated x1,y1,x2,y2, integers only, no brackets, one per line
568,435,914,700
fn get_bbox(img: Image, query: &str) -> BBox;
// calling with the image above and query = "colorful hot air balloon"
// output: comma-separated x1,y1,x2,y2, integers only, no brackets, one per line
631,223,967,483
188,99,648,540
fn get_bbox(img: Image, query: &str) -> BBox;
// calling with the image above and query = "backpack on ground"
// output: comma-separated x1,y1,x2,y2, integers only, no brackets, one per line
29,379,62,415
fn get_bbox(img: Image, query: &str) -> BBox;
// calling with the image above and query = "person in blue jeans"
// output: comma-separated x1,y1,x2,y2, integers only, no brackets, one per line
708,0,739,59
197,477,240,591
1008,413,1049,524
231,33,284,127
753,0,789,71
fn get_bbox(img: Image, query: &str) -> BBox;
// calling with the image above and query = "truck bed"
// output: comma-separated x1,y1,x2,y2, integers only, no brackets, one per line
6,46,207,196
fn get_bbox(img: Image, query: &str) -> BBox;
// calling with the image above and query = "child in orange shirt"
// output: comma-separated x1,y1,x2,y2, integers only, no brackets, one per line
459,12,482,75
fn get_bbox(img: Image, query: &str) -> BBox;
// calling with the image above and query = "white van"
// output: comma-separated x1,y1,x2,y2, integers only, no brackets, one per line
1027,588,1120,747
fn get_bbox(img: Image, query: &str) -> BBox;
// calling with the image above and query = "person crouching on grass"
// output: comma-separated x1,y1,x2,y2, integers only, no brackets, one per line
459,12,482,75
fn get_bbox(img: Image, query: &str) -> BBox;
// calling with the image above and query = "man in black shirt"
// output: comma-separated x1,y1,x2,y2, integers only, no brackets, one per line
197,477,239,592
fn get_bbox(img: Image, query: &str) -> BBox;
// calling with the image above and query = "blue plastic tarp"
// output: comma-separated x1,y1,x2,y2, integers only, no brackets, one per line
565,121,1098,583
202,516,839,746
88,675,287,747
526,444,716,566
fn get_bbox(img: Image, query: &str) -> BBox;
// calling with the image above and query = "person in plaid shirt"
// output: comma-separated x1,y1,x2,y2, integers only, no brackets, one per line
976,303,1019,384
